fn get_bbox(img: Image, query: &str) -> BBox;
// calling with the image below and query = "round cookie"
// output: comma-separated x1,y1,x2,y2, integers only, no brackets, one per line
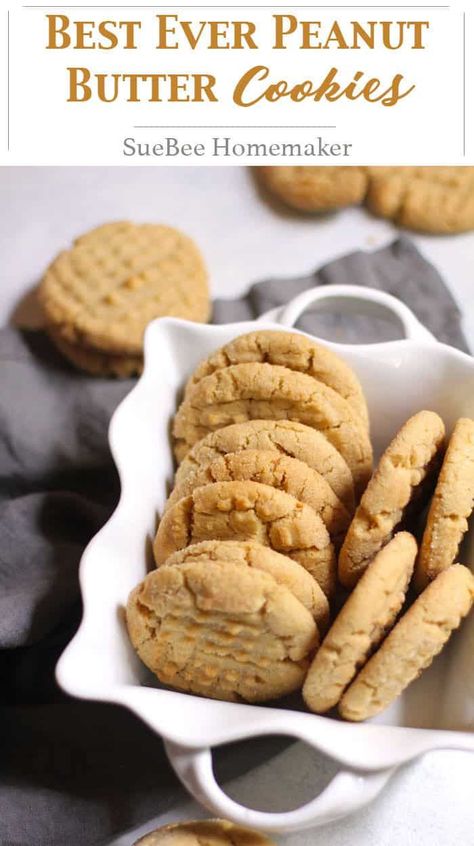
184,330,369,427
259,166,368,212
166,539,330,632
166,449,350,545
40,221,210,356
366,167,474,234
338,411,445,589
126,557,318,703
339,564,474,721
415,418,474,590
134,820,276,846
48,326,143,377
154,480,337,597
174,419,355,513
172,363,373,496
303,532,417,714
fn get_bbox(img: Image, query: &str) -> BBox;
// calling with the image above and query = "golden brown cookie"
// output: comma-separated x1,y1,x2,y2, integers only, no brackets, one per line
259,167,368,212
134,820,276,846
166,449,350,545
303,533,417,713
184,330,369,427
172,363,373,495
126,558,318,702
260,167,474,233
165,539,330,632
338,411,445,588
339,564,474,721
47,326,143,377
366,167,474,233
154,480,336,597
174,419,355,512
415,418,474,590
40,221,210,356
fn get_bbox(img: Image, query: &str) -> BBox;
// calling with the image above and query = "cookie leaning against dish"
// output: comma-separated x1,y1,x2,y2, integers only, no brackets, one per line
174,419,355,513
415,418,474,590
40,221,210,360
303,532,417,714
133,820,277,846
259,166,369,212
126,557,318,703
154,480,336,597
339,564,474,721
183,330,369,428
165,449,351,546
366,167,474,234
172,363,373,495
338,411,445,589
165,539,330,632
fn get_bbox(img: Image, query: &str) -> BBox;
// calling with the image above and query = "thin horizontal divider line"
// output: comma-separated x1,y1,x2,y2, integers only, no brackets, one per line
22,6,452,10
133,125,338,129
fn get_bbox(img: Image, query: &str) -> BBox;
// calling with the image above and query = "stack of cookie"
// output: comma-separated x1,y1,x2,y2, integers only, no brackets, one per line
127,329,372,702
39,221,210,376
304,412,474,720
126,331,474,719
259,166,474,234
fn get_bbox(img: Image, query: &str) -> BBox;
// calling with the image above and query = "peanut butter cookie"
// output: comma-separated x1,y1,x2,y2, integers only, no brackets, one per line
126,558,318,702
48,326,143,377
166,449,350,545
416,418,474,590
303,533,416,713
184,330,369,427
339,564,474,721
260,167,474,233
338,411,445,588
366,167,474,233
40,221,210,357
134,820,276,846
154,480,336,597
259,167,368,212
174,419,355,512
166,539,330,632
172,363,373,495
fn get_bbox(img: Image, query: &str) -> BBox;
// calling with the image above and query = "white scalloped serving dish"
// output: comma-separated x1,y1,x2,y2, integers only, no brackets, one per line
57,285,474,833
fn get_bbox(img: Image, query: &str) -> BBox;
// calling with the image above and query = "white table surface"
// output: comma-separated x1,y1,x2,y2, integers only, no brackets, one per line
1,166,473,846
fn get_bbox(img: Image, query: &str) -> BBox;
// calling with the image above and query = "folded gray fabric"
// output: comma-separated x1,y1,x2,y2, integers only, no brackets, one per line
0,238,468,846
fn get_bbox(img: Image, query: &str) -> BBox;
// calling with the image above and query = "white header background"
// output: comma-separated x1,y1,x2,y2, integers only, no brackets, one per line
0,1,473,164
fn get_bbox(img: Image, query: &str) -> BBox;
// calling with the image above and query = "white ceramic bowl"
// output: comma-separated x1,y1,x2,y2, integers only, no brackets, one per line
56,285,474,833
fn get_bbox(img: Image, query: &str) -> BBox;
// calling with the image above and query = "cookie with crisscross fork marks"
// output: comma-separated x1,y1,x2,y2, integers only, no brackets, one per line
40,221,209,359
126,557,318,702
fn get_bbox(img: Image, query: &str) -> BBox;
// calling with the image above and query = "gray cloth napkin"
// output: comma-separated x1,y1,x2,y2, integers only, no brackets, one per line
0,238,468,846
